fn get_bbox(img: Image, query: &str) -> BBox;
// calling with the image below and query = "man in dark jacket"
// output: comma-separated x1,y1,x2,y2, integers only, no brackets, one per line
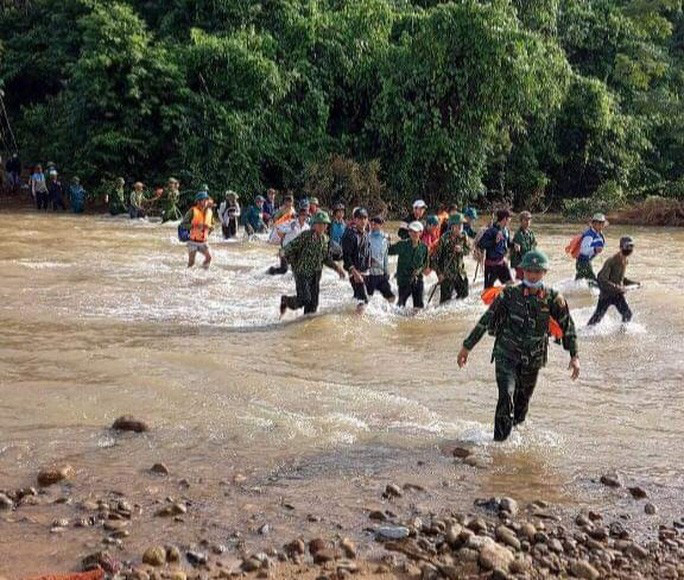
397,199,428,240
341,207,371,309
478,209,512,288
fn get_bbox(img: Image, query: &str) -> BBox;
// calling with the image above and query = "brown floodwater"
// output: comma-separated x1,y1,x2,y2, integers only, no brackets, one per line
0,210,682,574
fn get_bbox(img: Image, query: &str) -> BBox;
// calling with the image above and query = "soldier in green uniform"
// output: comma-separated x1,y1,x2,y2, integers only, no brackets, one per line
457,250,580,441
431,213,471,304
509,211,537,280
161,177,183,222
388,221,430,309
280,211,346,316
106,177,127,215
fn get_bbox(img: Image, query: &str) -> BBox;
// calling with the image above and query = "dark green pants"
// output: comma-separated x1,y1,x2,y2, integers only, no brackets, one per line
575,259,596,282
494,358,540,441
439,275,469,304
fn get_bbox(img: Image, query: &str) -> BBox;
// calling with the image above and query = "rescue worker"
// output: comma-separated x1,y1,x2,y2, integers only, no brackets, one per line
161,177,182,223
463,207,478,239
367,216,396,303
587,236,639,325
181,190,213,269
279,211,345,316
30,165,48,210
219,191,241,239
421,215,441,255
47,169,66,211
268,201,310,275
397,199,428,239
510,211,537,280
457,250,580,441
129,182,147,219
330,203,347,246
341,207,371,309
478,209,512,288
68,176,86,214
242,195,267,235
106,177,127,215
576,213,606,283
389,221,430,309
431,213,470,303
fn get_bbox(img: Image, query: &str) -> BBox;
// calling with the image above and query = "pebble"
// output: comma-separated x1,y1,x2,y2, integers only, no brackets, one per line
628,486,648,499
644,502,657,515
112,415,149,432
463,455,487,469
375,526,410,541
627,543,649,559
479,542,514,571
313,548,338,564
150,463,169,475
142,546,167,567
496,526,521,551
166,545,181,563
446,524,463,547
0,493,13,510
368,510,387,521
81,550,121,574
309,538,327,555
186,550,208,566
600,473,622,488
452,446,472,458
384,484,402,498
155,503,186,517
284,539,306,556
258,523,270,535
340,537,357,559
37,464,74,487
569,559,600,580
519,522,537,540
500,497,519,516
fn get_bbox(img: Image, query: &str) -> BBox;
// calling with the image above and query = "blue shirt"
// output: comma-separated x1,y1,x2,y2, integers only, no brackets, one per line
330,220,346,245
578,227,605,261
477,224,510,262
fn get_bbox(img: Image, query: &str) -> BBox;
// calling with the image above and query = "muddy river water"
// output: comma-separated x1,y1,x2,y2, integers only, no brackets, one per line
0,211,682,574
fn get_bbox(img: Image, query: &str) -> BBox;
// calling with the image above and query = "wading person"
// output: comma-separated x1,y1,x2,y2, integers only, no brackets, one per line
478,209,512,289
68,176,86,214
30,164,48,210
463,207,478,239
161,177,182,222
330,203,347,246
263,188,278,224
431,214,470,304
398,199,428,240
106,177,127,215
587,236,639,326
219,191,241,239
575,213,606,283
242,195,267,235
129,182,147,219
457,250,580,441
509,211,537,280
268,201,310,275
47,169,66,210
181,190,213,269
279,211,345,317
272,195,295,227
342,207,371,311
421,215,441,255
366,216,395,304
389,221,429,309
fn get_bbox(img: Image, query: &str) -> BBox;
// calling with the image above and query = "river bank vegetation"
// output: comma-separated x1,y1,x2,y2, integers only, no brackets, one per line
1,0,683,216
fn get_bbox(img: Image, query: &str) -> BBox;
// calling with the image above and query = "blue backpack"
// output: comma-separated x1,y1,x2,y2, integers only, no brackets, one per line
178,224,190,242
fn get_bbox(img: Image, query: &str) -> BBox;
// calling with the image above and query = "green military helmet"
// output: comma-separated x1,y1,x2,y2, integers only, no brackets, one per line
311,210,331,225
519,249,550,272
448,213,464,226
426,214,440,226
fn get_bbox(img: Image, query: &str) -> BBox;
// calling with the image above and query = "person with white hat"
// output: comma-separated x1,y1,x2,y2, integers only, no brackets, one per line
576,212,607,283
389,220,430,308
397,199,428,240
219,190,241,239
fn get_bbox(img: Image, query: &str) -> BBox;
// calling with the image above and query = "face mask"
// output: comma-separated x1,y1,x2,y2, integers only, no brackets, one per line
621,248,633,256
522,279,544,290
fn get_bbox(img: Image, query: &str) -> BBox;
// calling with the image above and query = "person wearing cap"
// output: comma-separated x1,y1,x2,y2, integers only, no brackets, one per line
47,169,66,211
241,195,267,235
397,199,428,240
588,237,639,326
219,191,241,239
366,215,396,303
268,201,311,275
458,249,580,441
389,221,430,309
68,176,86,214
463,207,479,239
330,203,347,245
431,213,471,303
105,177,127,215
576,213,607,283
180,190,214,268
509,211,537,280
262,188,279,224
477,208,513,288
161,177,183,223
308,197,320,217
280,211,345,316
341,207,372,309
439,204,460,236
421,215,442,255
129,181,147,219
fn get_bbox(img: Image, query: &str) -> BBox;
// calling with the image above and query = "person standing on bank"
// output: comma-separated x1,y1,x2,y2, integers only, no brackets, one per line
279,211,345,317
576,213,607,283
181,190,213,269
587,236,639,326
397,199,428,240
509,211,537,280
478,209,513,289
341,207,371,311
389,221,430,309
431,213,470,304
457,250,580,441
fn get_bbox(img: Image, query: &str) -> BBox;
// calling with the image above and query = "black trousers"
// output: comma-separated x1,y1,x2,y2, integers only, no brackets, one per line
50,193,66,210
36,191,49,210
588,292,632,325
484,263,511,289
221,218,238,239
352,275,395,303
439,275,469,304
494,358,540,441
284,272,321,314
397,278,424,308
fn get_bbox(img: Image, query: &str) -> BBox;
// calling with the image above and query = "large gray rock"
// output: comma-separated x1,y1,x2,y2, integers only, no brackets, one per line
479,542,514,571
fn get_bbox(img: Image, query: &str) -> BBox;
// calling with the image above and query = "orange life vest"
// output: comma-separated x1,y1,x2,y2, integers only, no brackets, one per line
274,208,295,227
190,206,212,242
565,234,582,259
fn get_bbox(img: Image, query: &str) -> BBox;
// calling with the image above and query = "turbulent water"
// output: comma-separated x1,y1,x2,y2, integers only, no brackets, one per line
0,211,683,571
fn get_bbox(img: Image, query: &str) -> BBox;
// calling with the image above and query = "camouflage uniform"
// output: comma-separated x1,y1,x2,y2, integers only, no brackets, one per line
161,187,182,223
282,230,337,314
463,285,578,441
431,233,471,303
509,228,537,273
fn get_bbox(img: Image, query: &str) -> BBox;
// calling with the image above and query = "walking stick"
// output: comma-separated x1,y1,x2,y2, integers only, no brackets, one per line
427,282,439,306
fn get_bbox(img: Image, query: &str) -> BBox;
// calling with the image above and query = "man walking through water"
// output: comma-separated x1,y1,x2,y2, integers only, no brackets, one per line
457,250,580,441
587,236,639,325
431,213,470,303
576,213,606,283
478,209,512,288
509,211,537,280
280,211,345,317
181,190,213,269
341,207,372,311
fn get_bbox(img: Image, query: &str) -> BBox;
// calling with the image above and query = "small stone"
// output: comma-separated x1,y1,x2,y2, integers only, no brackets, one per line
313,548,338,564
308,538,327,555
491,568,510,580
627,543,648,559
500,497,519,516
467,517,488,534
284,539,306,556
242,557,262,572
384,484,402,498
169,572,186,580
0,494,14,510
575,513,591,527
186,550,208,566
446,524,463,547
463,456,487,469
548,539,564,553
587,511,603,521
368,510,387,521
644,502,657,515
402,483,425,492
112,415,149,432
103,520,127,532
340,538,356,559
452,446,472,458
81,550,120,574
479,542,514,571
155,503,186,517
496,526,521,551
37,465,75,487
150,463,169,475
142,546,167,567
376,526,410,541
456,547,479,563
52,518,70,528
569,559,600,580
600,473,621,488
519,522,536,540
628,486,647,499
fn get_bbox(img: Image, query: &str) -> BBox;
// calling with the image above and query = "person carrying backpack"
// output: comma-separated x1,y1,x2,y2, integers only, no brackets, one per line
574,213,606,283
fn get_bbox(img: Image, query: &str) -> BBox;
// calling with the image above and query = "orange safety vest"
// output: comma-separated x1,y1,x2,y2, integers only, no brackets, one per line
274,208,295,227
190,206,212,242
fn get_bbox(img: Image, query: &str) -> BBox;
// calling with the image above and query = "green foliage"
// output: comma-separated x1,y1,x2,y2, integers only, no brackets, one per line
562,179,626,220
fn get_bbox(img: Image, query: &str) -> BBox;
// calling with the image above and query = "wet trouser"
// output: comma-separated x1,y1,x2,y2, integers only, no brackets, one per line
268,256,289,275
221,218,238,239
587,292,632,325
484,262,511,289
397,278,424,308
284,272,321,314
129,206,145,219
51,193,66,211
494,357,540,441
439,275,469,304
575,259,596,282
366,274,395,300
36,191,49,210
